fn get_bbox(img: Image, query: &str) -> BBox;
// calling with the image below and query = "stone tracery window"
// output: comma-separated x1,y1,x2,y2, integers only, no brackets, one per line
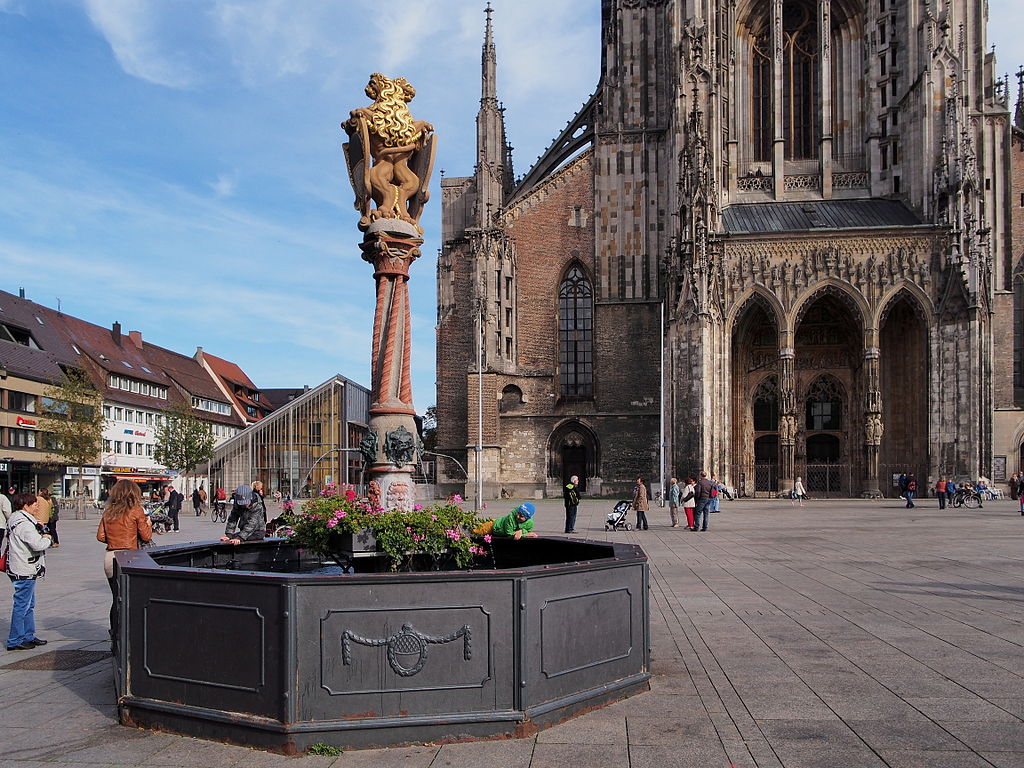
805,375,844,431
752,375,780,431
752,30,773,162
558,265,593,397
782,2,819,160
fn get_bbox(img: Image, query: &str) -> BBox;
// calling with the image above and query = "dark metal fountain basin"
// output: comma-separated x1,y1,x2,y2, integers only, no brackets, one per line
113,537,650,753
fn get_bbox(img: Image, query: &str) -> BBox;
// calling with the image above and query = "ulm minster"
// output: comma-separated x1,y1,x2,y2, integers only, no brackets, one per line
434,0,1024,500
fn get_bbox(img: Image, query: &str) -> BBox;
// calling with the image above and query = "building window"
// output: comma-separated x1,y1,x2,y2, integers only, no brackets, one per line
752,376,780,431
752,30,773,162
558,265,594,397
9,428,36,448
309,422,322,446
103,405,112,419
805,376,843,431
0,323,40,349
246,405,258,418
782,2,819,160
8,391,37,413
114,440,123,454
103,440,111,452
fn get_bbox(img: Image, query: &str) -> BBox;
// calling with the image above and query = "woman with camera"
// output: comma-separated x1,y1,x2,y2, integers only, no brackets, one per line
2,493,53,651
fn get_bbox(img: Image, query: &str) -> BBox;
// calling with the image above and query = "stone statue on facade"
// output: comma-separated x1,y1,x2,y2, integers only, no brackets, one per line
865,414,884,445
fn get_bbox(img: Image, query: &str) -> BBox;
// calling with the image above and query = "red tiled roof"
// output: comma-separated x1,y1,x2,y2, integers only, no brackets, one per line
201,350,272,421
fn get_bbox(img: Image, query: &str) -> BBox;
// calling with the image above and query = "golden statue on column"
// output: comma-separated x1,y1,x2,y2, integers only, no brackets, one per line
343,73,436,512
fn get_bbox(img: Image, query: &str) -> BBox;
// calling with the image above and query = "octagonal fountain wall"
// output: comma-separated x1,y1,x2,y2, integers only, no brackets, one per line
113,537,650,753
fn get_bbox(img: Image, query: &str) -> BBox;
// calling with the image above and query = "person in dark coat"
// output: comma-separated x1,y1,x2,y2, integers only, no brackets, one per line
562,475,580,534
165,486,182,531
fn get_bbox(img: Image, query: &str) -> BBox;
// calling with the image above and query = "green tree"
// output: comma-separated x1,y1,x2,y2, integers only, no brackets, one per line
38,367,105,520
154,401,215,489
421,405,437,453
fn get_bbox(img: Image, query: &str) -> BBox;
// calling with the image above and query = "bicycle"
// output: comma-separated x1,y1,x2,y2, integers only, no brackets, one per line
951,488,981,509
211,501,228,524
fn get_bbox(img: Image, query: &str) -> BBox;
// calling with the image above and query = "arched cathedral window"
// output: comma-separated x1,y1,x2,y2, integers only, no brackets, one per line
752,30,773,162
782,2,818,160
740,1,864,173
558,265,593,397
805,375,843,431
752,376,779,431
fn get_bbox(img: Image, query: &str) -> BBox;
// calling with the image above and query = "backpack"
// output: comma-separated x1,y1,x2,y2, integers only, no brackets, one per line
907,479,918,492
215,488,226,501
710,487,719,498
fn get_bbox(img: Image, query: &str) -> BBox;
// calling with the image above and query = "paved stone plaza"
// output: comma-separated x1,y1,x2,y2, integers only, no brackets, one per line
0,498,1022,767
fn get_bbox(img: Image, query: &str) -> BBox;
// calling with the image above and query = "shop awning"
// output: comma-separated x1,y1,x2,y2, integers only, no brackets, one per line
105,475,171,483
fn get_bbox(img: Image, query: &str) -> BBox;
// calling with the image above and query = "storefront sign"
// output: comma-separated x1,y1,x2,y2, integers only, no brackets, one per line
65,467,101,476
0,463,7,473
123,429,148,437
108,466,139,474
15,416,37,428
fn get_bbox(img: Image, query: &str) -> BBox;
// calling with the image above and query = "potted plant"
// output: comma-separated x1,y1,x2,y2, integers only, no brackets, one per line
283,485,492,571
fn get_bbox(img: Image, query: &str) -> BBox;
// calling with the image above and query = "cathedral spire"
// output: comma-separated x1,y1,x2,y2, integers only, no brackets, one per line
1015,65,1024,130
476,2,512,226
482,2,496,104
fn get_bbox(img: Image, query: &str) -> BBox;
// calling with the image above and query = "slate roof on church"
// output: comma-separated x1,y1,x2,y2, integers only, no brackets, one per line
721,199,922,234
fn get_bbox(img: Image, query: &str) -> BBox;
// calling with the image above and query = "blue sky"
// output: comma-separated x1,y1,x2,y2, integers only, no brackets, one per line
1,1,1022,416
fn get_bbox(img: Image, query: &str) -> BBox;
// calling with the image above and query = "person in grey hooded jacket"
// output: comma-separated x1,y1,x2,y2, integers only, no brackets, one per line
3,493,52,650
220,481,267,545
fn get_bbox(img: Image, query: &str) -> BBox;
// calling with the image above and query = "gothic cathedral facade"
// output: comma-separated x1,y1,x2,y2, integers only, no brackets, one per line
437,1,1017,499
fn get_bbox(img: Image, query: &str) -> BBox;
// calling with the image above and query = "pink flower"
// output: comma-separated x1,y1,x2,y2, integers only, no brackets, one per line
451,494,463,503
345,489,357,501
482,502,488,509
483,534,492,543
336,510,347,519
326,518,338,529
413,504,423,511
445,529,461,541
431,515,437,521
406,526,413,534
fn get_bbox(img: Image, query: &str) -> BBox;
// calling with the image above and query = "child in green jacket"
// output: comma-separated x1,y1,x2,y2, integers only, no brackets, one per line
492,502,539,539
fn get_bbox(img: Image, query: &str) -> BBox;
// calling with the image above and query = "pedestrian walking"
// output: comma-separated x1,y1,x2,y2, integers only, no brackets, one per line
2,492,52,651
935,477,947,509
668,477,681,527
945,478,957,509
904,473,917,508
681,478,696,529
632,476,650,530
562,475,580,534
96,480,152,653
1009,472,1019,501
792,477,806,507
693,471,714,532
192,487,203,516
165,486,182,531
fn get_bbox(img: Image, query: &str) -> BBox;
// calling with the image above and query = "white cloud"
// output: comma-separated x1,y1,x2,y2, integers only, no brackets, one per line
82,0,199,89
209,172,237,198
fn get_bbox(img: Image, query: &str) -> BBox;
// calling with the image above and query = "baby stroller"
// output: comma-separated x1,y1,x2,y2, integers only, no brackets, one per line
605,500,633,531
144,501,173,535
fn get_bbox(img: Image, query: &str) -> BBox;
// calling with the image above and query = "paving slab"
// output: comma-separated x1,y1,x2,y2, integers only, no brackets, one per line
1,499,1023,767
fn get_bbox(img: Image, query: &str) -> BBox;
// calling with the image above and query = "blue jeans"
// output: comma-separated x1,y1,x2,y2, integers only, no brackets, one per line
694,498,712,530
7,578,37,647
903,491,915,508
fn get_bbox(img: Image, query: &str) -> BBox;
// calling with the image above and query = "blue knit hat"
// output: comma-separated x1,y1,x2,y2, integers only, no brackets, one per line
516,502,536,519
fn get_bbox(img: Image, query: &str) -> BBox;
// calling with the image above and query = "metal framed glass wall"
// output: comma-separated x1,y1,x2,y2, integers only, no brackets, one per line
209,376,369,498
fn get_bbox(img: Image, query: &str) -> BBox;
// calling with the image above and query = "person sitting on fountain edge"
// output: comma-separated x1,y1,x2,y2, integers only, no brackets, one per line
492,502,539,540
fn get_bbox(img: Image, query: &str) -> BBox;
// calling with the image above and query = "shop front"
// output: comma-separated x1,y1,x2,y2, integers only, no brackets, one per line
101,466,173,500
